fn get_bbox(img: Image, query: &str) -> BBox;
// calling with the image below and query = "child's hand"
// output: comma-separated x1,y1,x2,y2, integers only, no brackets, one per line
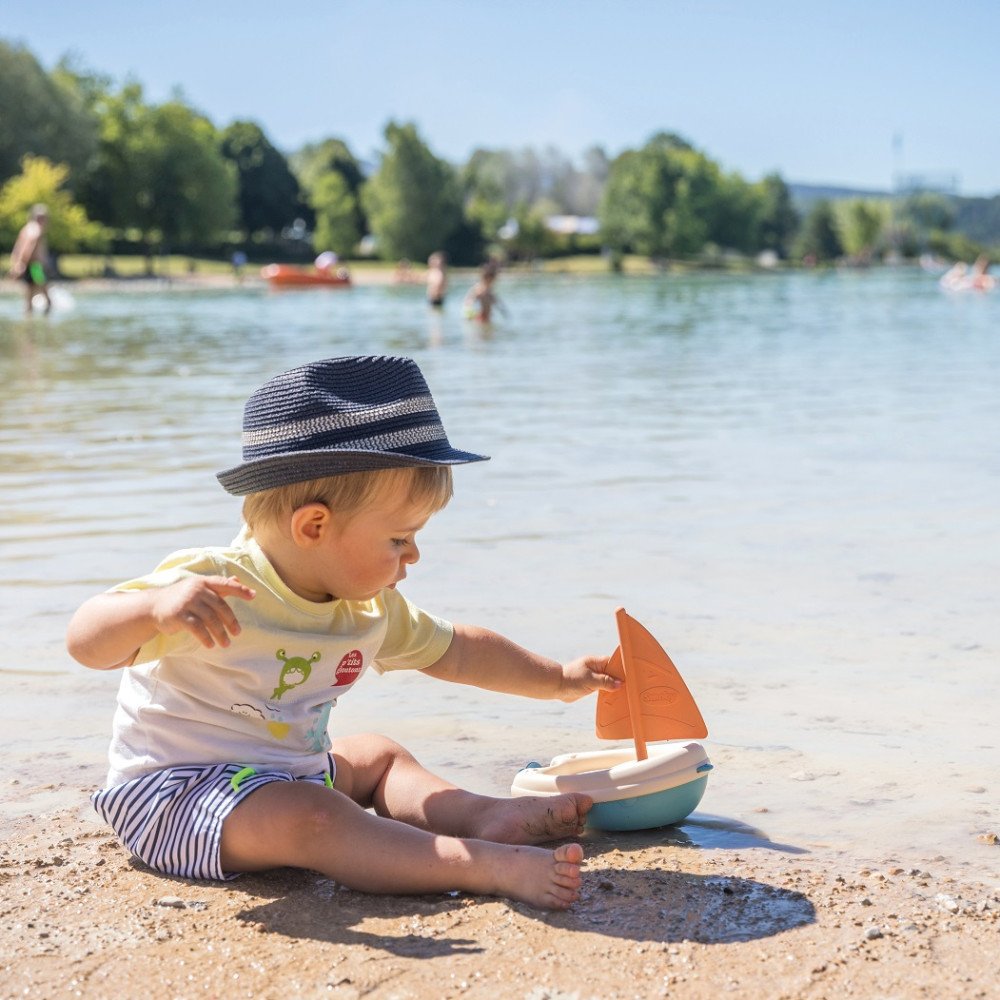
152,575,255,649
557,655,622,703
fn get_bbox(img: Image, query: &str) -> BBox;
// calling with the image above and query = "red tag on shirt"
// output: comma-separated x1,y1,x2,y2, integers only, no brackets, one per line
332,649,364,686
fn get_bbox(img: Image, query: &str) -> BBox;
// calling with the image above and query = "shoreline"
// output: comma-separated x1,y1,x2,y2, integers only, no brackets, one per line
0,256,933,300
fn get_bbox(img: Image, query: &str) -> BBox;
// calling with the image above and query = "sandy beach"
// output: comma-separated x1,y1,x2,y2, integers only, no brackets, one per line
2,791,998,999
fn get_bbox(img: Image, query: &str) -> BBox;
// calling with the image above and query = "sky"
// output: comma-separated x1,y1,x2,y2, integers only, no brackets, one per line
4,0,999,196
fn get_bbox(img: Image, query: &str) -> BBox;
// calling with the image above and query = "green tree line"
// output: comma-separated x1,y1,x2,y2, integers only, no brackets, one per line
0,38,992,271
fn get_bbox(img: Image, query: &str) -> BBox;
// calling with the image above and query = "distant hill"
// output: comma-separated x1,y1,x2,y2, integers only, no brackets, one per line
789,182,1000,247
788,182,890,209
951,196,1000,245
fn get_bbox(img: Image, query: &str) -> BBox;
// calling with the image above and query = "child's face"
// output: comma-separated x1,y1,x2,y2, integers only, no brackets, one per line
317,482,431,601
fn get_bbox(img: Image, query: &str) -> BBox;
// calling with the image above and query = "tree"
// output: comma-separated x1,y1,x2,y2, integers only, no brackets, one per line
79,84,237,258
835,199,889,261
75,82,148,234
793,200,843,262
952,195,1000,246
754,173,799,258
664,175,710,257
0,156,106,253
461,149,513,242
221,121,303,239
311,171,362,256
291,137,366,243
293,138,365,197
147,100,238,247
897,192,954,234
598,148,659,255
361,122,462,261
0,40,98,184
573,146,611,216
600,133,755,259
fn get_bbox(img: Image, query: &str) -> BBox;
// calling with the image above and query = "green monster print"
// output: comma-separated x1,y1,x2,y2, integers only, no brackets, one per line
271,649,321,700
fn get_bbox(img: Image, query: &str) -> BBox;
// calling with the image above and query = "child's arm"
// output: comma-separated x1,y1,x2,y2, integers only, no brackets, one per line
66,576,255,670
420,624,619,703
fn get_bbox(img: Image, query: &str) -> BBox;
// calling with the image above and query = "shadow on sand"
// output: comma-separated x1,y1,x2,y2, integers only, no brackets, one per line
212,813,815,954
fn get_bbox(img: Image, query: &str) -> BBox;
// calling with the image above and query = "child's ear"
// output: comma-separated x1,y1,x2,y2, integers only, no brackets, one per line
289,502,332,546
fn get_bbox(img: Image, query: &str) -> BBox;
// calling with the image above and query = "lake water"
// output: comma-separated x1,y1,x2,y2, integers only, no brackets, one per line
1,269,997,885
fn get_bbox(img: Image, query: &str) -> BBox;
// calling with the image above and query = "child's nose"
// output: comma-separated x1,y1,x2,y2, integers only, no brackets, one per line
404,542,420,564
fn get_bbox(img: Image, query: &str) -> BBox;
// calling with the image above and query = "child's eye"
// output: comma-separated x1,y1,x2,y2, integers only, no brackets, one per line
391,538,409,548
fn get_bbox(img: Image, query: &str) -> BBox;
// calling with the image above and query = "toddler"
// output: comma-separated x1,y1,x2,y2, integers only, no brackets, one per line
67,355,617,909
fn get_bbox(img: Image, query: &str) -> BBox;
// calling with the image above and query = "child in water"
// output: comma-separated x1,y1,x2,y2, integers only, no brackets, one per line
464,261,505,323
67,355,618,909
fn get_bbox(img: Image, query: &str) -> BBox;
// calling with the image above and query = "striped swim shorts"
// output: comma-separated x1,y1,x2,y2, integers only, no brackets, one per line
91,756,336,881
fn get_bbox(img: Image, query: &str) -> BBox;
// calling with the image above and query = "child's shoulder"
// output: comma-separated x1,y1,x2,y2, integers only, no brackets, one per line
134,541,257,585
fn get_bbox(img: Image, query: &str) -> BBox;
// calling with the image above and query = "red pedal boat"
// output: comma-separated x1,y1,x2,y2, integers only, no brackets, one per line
261,264,352,288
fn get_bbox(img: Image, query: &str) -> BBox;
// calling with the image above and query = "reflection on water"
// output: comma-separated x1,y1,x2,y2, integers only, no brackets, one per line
1,271,998,876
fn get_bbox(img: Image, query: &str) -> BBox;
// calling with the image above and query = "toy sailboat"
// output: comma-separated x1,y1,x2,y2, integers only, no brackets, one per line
596,607,708,759
511,607,712,831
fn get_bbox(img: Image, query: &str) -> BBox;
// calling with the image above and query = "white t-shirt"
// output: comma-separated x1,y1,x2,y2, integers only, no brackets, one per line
104,534,453,786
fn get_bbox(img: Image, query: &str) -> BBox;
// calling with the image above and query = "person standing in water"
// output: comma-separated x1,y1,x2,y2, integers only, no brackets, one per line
9,204,51,316
426,251,448,308
464,260,506,323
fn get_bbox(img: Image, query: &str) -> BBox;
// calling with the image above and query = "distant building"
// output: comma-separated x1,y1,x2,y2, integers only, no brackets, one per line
544,215,600,236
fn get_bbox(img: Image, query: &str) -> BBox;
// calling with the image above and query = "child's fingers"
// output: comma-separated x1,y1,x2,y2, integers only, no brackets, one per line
182,606,236,649
193,588,247,647
559,658,622,701
190,577,255,647
591,671,622,691
160,578,253,648
576,655,621,690
206,575,256,601
180,608,229,649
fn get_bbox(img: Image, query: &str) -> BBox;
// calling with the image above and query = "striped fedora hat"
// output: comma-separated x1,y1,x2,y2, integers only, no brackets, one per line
217,356,489,495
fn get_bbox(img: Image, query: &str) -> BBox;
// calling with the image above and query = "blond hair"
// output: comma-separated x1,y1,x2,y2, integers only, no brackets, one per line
241,466,453,534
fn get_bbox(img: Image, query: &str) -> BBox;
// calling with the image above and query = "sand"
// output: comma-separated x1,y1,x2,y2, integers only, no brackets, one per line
2,793,998,1000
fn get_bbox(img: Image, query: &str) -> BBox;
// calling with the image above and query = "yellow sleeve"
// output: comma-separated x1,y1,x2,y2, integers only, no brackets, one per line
373,588,454,673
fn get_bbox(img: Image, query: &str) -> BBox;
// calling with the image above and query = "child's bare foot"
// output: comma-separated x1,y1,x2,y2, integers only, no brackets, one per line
474,793,592,844
484,842,585,910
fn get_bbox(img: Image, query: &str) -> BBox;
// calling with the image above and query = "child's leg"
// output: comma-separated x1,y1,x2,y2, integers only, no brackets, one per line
219,781,584,909
330,733,591,844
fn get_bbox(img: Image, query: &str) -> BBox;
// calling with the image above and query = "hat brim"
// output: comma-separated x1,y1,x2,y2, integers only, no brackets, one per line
217,446,489,496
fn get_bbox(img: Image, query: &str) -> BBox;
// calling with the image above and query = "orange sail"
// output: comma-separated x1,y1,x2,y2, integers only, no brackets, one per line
596,607,707,760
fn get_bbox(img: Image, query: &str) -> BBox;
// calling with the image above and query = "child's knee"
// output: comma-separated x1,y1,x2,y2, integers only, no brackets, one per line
365,733,412,764
330,732,415,804
333,732,413,771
